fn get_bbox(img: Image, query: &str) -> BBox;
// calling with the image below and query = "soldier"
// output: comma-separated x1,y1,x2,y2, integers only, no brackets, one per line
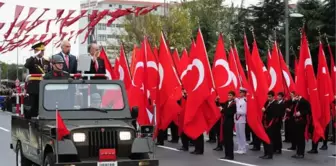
24,42,50,118
291,92,311,159
260,91,277,159
235,87,247,154
216,91,237,160
44,55,70,80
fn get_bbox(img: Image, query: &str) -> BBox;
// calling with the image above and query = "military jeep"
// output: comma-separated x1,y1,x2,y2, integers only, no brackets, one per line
11,77,158,166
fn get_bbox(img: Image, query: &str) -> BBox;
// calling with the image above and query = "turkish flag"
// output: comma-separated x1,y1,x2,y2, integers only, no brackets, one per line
178,49,189,79
233,43,249,90
99,47,115,80
56,110,70,140
267,42,284,95
296,32,324,142
212,34,233,102
118,45,132,89
244,35,270,144
130,45,139,77
279,50,296,97
317,42,333,131
328,44,336,96
228,47,240,95
156,33,182,131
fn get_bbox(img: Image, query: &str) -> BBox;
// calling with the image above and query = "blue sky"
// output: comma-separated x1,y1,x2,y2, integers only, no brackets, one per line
0,0,298,64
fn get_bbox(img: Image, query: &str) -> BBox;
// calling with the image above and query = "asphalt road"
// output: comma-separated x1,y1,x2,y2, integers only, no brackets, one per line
0,111,335,166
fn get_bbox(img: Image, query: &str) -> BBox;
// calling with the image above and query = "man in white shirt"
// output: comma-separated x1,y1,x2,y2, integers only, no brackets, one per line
234,87,247,154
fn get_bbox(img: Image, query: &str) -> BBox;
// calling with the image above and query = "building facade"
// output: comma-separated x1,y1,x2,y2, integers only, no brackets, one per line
78,0,170,63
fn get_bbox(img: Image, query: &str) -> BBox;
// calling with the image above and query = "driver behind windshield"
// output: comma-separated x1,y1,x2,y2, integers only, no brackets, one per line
91,93,102,108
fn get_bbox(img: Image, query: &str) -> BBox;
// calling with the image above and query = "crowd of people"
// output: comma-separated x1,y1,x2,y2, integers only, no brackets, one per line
156,89,336,160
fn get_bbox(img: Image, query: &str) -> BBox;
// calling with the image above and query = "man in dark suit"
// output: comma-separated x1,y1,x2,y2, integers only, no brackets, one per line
274,92,286,154
291,92,311,159
215,91,236,160
285,92,297,150
260,91,278,159
53,40,77,74
85,43,106,79
24,42,50,118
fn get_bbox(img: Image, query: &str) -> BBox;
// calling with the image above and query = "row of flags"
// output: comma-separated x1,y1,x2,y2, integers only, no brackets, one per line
0,4,160,53
56,28,336,145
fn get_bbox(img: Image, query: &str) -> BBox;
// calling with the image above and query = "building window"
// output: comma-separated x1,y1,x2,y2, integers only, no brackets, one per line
119,5,122,8
98,34,106,41
115,24,123,28
109,4,113,7
97,23,106,30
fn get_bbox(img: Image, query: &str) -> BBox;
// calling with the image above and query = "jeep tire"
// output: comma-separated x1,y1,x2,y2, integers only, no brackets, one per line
43,153,55,166
16,142,32,166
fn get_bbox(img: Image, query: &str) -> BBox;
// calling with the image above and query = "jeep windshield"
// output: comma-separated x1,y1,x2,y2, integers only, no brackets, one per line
43,83,125,111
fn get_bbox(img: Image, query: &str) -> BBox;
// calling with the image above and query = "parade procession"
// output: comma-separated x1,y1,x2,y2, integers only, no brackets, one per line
0,0,335,166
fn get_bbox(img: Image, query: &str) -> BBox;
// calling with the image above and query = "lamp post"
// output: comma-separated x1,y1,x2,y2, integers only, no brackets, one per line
284,0,303,65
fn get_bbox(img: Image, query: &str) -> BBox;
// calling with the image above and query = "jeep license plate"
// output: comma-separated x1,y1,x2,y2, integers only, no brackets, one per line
97,161,117,166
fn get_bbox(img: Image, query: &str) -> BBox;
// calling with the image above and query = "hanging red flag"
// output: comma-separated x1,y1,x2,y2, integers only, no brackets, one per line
4,5,24,39
59,10,76,34
0,22,5,30
55,9,65,24
56,110,70,140
267,41,284,95
64,10,87,27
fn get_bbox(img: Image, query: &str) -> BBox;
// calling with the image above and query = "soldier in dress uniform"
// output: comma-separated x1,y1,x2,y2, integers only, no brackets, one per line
44,55,70,80
235,87,247,154
274,92,286,154
216,91,237,160
291,92,311,159
260,91,277,159
24,42,50,118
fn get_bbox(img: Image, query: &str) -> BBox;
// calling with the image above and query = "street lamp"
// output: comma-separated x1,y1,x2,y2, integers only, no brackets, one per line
285,0,303,66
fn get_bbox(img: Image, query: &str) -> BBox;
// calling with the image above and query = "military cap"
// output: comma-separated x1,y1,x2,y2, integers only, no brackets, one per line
31,42,45,51
239,87,247,92
51,54,64,64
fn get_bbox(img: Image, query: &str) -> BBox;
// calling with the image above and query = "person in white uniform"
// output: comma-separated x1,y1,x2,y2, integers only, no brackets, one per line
234,87,247,154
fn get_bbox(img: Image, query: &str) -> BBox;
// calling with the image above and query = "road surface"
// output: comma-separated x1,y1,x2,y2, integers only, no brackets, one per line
0,111,335,166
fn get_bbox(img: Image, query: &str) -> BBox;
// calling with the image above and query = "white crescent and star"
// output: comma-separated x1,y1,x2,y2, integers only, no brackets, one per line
251,71,257,91
304,58,312,68
118,65,125,81
158,63,164,90
132,62,144,87
282,70,291,87
214,59,232,88
192,59,205,91
268,67,277,90
230,71,238,88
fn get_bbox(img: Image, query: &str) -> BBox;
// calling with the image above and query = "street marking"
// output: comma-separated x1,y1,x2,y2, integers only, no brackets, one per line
328,156,336,159
157,145,180,152
0,127,9,132
218,159,259,166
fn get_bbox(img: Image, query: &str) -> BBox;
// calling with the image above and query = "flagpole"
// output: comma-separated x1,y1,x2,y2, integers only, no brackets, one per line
55,102,59,164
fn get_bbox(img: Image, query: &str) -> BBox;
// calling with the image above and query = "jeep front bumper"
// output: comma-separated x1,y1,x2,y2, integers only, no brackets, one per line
55,159,159,166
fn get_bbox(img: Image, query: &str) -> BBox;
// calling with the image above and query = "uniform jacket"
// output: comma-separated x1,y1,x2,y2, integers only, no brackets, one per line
263,100,278,128
84,57,106,79
43,70,70,80
24,56,50,94
217,100,237,125
53,52,77,74
276,99,286,121
293,97,311,124
235,97,247,123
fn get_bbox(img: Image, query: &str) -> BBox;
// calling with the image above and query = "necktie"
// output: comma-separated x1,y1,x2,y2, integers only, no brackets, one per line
94,60,98,71
39,59,43,66
65,55,69,68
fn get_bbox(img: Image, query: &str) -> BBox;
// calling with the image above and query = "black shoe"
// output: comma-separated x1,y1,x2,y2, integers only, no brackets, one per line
190,151,203,155
260,155,272,159
220,156,234,160
292,154,304,159
307,150,318,154
332,154,336,156
178,147,188,151
287,147,296,150
213,147,223,151
206,139,216,143
251,147,260,151
274,150,282,154
155,142,164,146
168,140,179,143
319,145,328,150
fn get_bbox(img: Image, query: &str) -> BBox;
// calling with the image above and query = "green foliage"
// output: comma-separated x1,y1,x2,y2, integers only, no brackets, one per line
0,62,24,81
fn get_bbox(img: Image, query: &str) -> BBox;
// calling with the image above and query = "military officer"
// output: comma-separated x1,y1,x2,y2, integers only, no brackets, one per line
44,54,70,80
235,87,247,154
24,42,50,118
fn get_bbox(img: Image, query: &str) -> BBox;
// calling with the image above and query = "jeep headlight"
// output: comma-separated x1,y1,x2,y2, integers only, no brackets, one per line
73,133,86,142
119,131,131,140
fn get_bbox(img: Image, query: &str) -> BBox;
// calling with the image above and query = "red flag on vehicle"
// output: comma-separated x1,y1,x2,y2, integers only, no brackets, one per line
56,110,70,140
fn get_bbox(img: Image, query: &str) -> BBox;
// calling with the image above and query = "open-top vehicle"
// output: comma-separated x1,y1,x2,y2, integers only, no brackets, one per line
10,74,158,166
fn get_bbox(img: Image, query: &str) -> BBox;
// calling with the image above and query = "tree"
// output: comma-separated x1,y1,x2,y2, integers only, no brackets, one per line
122,6,195,55
0,62,25,81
